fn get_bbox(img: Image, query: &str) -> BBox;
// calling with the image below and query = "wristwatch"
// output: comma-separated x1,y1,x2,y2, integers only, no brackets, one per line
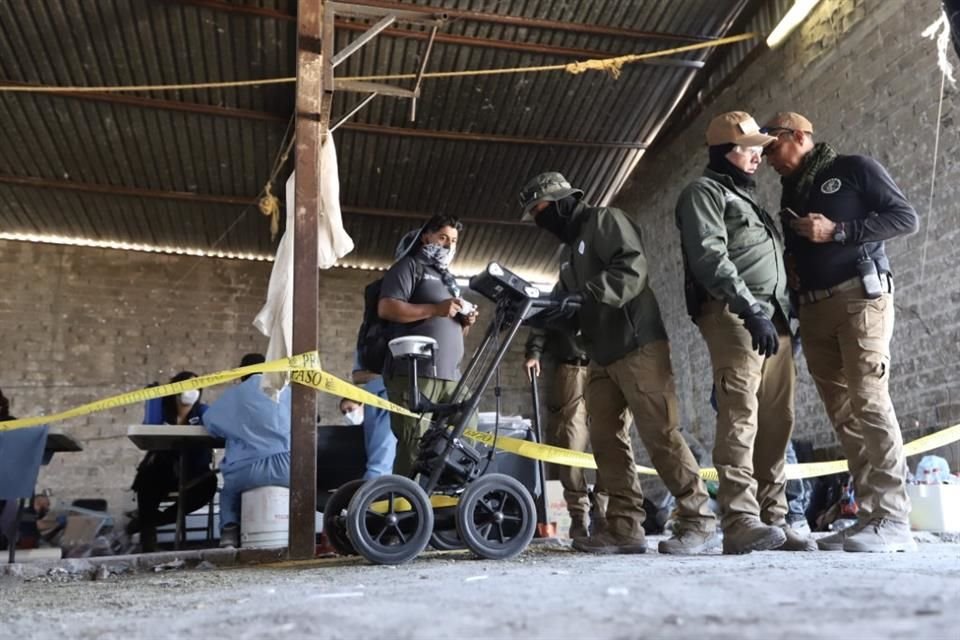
832,222,847,244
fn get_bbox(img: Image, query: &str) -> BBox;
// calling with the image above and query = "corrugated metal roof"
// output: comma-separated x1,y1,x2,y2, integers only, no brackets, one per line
0,0,757,282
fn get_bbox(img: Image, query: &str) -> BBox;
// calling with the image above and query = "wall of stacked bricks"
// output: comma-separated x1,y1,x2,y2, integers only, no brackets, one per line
0,239,532,516
615,0,960,469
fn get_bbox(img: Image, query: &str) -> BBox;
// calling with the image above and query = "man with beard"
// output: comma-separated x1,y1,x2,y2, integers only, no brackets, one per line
761,112,918,552
378,214,478,476
519,172,717,555
676,111,814,554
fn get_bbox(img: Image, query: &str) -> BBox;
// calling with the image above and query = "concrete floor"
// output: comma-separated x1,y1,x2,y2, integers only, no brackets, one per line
3,538,959,640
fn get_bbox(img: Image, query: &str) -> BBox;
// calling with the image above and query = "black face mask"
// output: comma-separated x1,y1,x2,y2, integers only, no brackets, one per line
533,196,578,243
708,144,757,189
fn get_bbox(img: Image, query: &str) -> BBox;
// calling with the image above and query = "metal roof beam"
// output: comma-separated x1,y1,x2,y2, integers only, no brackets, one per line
160,0,713,50
0,174,254,206
342,122,647,149
334,22,706,70
340,0,715,43
0,174,529,227
341,205,528,227
5,83,642,148
0,80,289,123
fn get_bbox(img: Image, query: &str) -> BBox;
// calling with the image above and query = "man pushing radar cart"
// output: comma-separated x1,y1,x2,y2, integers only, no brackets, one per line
323,262,582,565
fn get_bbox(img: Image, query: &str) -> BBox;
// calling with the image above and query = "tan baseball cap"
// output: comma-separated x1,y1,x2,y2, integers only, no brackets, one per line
761,112,814,135
705,111,776,147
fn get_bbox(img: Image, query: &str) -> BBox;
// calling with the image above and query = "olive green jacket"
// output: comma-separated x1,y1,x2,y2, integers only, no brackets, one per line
555,202,668,366
675,168,791,321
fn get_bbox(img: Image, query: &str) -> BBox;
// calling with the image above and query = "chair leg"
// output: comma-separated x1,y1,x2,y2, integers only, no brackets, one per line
8,499,24,564
206,491,215,542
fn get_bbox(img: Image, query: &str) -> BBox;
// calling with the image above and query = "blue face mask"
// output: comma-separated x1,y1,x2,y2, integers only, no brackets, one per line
421,243,455,269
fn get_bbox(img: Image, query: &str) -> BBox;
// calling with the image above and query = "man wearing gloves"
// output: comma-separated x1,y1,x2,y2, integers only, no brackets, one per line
520,172,717,555
203,353,291,548
676,111,813,554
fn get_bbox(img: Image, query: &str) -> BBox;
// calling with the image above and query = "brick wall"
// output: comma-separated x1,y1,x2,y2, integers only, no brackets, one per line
614,0,960,468
0,239,531,518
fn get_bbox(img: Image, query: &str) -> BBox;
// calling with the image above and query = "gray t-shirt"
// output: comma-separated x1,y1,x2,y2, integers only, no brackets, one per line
379,255,464,381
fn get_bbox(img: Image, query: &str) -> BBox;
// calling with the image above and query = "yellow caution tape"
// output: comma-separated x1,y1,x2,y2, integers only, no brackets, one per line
5,349,959,485
0,350,422,433
0,351,323,432
463,429,598,470
291,369,418,419
462,423,960,482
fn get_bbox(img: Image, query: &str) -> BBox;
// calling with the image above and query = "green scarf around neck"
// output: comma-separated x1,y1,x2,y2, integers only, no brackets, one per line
780,142,839,212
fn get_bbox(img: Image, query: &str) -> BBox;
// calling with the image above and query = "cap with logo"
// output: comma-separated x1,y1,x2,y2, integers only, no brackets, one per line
760,112,814,135
518,172,584,221
705,111,777,147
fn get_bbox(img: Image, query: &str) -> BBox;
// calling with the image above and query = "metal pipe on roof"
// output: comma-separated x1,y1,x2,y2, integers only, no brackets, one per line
342,123,647,149
161,0,712,44
0,174,255,206
331,14,397,67
326,0,716,43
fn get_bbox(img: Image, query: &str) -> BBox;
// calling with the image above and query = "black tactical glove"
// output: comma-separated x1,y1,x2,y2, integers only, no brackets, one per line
739,305,779,357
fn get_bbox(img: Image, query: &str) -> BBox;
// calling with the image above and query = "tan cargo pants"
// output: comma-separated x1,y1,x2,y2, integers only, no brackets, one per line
799,289,908,522
545,363,606,519
586,340,715,538
385,376,475,478
697,301,795,529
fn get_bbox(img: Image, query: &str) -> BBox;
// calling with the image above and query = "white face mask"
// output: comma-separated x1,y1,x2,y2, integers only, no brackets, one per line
343,407,364,426
180,389,200,406
421,243,455,268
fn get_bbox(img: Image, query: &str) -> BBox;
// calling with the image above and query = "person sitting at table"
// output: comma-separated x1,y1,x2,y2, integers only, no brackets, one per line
202,354,292,548
339,397,364,425
126,371,217,552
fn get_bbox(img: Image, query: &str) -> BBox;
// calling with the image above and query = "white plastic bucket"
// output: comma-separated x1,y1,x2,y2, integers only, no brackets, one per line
240,486,290,548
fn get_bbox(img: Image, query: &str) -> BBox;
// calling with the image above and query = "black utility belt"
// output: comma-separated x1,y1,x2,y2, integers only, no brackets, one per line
559,357,590,367
801,273,893,304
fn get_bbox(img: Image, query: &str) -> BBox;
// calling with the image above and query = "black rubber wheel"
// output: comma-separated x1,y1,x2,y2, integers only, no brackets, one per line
322,479,365,556
456,473,536,560
346,475,434,565
429,506,465,551
429,529,465,551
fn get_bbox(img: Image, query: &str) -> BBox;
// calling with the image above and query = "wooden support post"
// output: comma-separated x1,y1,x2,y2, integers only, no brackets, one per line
288,0,329,560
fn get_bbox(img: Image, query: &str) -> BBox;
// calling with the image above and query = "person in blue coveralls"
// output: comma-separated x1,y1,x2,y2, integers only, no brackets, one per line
203,353,291,548
351,350,397,479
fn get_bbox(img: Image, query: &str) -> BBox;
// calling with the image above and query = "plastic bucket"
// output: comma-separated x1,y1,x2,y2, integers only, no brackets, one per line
240,486,290,548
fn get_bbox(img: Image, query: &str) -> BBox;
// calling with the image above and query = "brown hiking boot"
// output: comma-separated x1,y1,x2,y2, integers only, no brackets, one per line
590,515,608,537
816,520,865,551
572,531,647,555
774,525,817,551
658,528,722,555
842,518,917,553
568,516,589,540
722,518,787,555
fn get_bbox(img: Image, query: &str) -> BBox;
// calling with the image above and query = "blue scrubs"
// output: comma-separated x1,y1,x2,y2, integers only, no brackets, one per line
353,351,396,479
203,375,291,530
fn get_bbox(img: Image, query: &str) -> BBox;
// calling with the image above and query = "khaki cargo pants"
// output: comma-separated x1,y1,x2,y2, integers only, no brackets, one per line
385,375,475,478
697,301,795,529
586,340,715,538
799,289,908,522
545,363,607,519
